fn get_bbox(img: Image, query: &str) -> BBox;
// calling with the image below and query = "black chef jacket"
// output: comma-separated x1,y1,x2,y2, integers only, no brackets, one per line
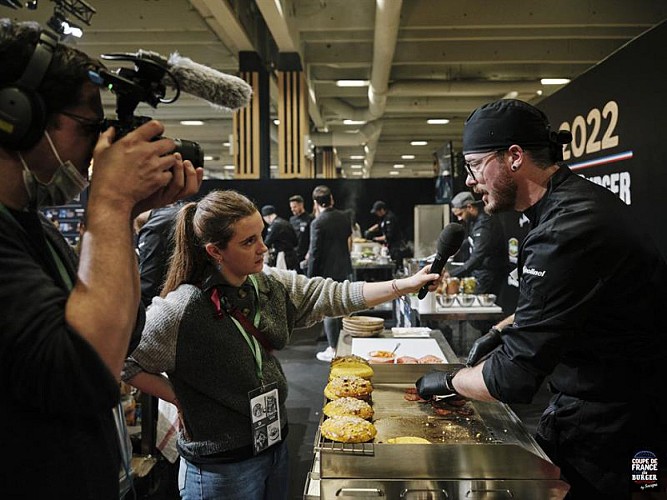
449,211,508,295
290,211,313,262
264,216,299,270
482,166,667,497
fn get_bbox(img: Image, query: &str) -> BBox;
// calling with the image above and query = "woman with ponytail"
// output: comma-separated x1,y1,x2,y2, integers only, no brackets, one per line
122,189,441,500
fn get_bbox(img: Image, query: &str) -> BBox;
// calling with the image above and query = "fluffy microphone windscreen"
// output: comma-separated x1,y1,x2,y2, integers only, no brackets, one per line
166,52,252,110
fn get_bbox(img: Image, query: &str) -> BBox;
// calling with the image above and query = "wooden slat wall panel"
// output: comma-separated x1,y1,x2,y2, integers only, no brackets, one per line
278,71,312,178
234,71,260,179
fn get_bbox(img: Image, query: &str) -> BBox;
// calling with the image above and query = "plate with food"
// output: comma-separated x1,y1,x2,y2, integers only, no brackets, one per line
351,338,446,363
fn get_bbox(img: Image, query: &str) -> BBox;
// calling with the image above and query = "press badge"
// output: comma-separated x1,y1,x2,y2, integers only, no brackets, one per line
248,382,282,455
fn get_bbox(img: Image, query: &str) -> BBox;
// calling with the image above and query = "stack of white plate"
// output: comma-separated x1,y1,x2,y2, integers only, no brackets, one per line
342,316,385,337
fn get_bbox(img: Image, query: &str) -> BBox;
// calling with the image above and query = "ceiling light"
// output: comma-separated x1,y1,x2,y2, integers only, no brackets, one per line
223,165,235,170
343,119,366,125
222,141,231,147
180,120,204,126
389,171,399,176
270,165,277,170
411,140,428,146
393,164,405,169
427,119,450,125
273,119,280,125
350,164,363,169
336,80,369,87
350,155,364,160
541,78,570,85
47,12,83,38
352,171,363,176
203,155,214,161
401,154,415,160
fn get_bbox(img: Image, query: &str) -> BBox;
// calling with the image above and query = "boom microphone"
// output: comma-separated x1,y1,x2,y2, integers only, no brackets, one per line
417,223,465,299
101,49,253,111
164,52,252,111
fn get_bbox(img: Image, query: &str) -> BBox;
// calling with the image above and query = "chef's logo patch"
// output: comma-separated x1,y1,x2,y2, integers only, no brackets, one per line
508,237,519,259
631,450,659,491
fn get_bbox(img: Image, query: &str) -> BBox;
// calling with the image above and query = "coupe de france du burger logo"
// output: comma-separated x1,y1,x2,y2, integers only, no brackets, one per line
631,450,659,491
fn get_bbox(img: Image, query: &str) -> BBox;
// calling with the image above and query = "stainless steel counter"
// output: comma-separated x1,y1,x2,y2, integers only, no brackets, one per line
304,330,569,499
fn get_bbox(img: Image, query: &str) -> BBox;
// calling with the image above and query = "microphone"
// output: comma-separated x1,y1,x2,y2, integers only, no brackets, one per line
417,223,465,299
100,50,253,110
164,52,252,111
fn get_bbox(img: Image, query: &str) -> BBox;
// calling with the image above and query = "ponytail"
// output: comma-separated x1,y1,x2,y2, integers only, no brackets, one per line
161,202,209,296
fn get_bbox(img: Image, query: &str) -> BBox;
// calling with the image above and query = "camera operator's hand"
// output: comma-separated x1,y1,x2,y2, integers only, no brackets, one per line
133,152,203,217
90,120,202,215
466,327,503,367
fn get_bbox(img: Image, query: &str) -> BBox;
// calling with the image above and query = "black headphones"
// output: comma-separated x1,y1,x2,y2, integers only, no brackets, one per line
0,29,59,151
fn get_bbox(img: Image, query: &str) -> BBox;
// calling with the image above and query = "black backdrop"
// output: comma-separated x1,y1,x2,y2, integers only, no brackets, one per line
505,20,667,258
199,177,437,242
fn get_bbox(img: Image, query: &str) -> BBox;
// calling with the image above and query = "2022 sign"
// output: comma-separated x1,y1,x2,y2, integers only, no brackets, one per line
558,100,620,161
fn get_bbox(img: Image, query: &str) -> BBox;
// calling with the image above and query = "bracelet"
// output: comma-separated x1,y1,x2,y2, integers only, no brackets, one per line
391,279,402,298
444,369,460,394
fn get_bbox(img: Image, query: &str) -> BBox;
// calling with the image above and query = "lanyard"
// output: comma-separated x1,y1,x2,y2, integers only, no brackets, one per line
0,202,73,290
210,275,265,381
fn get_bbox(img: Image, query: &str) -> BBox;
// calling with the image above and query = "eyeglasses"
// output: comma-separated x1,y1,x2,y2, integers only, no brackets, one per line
464,150,500,182
59,111,108,136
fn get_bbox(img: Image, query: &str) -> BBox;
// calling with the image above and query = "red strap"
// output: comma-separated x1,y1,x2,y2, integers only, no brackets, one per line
209,288,274,354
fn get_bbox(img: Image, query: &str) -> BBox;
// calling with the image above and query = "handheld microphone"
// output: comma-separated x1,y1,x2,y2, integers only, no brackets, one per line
417,223,465,299
164,52,252,110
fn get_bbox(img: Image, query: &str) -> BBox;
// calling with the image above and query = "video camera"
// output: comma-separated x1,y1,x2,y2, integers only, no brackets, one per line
89,50,204,168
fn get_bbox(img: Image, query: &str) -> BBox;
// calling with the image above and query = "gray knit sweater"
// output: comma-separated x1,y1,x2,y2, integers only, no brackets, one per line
122,268,366,462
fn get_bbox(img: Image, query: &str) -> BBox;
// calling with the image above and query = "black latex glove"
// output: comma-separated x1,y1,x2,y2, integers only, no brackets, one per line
415,371,458,400
466,327,503,367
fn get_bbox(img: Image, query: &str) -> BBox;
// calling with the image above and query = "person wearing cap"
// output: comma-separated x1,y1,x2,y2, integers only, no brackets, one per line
308,185,354,362
261,205,298,271
447,190,508,299
288,194,313,274
368,200,409,269
415,99,667,499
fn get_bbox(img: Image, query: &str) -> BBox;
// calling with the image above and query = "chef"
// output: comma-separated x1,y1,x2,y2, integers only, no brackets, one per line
447,190,508,297
415,99,667,499
367,200,409,269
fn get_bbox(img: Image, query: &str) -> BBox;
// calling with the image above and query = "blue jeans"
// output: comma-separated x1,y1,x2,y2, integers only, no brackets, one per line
178,441,289,500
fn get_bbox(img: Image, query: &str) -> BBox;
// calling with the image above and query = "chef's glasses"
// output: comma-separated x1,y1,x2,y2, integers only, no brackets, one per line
464,150,501,182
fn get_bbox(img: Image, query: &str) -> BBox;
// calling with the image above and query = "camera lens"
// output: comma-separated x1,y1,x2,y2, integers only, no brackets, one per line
173,138,204,168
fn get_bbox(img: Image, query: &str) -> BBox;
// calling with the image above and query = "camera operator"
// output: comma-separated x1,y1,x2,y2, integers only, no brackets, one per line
0,19,202,499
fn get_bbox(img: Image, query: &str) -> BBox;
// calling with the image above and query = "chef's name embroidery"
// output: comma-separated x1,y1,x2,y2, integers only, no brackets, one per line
523,266,546,277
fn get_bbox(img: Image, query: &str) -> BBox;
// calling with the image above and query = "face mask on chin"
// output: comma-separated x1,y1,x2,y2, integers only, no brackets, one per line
19,130,90,209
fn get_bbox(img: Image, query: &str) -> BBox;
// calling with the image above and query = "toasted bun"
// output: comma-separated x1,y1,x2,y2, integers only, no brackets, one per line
321,416,377,443
323,397,374,420
324,375,373,400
